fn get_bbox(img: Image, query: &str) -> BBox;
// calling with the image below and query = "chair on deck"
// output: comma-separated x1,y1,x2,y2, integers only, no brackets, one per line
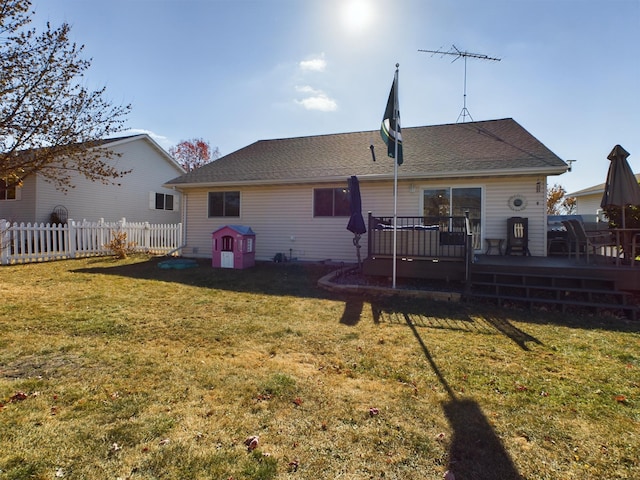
505,217,530,256
565,219,616,263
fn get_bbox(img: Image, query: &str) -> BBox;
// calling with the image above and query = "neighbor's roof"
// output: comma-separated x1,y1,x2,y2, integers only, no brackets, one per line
570,173,640,197
166,118,567,188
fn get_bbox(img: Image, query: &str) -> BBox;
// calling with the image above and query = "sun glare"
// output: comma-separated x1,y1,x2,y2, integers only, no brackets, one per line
341,0,375,35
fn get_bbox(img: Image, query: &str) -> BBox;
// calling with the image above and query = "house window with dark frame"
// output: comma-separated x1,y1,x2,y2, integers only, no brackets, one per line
0,180,17,201
313,187,350,217
155,193,174,210
208,191,240,217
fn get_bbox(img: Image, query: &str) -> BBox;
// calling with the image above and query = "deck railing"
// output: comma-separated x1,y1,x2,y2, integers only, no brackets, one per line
367,213,475,286
0,218,182,265
367,214,473,259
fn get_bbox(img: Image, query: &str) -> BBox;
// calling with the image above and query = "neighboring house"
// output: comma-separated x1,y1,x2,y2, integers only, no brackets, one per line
0,134,185,225
569,174,640,220
165,118,568,263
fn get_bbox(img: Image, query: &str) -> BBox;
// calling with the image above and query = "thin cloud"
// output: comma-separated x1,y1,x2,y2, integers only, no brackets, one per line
295,85,338,112
299,54,327,72
120,129,173,150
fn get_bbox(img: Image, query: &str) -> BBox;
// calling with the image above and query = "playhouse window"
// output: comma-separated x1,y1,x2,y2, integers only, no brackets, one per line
221,235,234,251
208,191,240,217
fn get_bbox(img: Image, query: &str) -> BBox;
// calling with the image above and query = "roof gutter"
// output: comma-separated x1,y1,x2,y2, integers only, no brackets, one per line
164,165,569,189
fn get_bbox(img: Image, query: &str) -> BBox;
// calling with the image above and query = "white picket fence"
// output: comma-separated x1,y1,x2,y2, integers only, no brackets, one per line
0,218,182,265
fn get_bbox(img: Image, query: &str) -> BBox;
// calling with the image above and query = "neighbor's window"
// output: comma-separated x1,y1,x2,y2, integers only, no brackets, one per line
155,193,174,210
314,187,350,217
0,180,17,200
208,191,240,217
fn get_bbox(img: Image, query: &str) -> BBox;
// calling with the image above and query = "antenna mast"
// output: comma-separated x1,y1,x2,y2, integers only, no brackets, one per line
419,45,501,122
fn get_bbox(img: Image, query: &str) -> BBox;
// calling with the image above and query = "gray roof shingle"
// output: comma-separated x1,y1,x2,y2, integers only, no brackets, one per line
166,118,567,187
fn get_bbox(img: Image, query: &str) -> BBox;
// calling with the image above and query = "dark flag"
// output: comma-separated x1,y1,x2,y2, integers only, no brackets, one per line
380,74,403,165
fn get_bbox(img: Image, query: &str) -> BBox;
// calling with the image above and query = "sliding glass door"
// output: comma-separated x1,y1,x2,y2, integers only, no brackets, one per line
423,187,482,250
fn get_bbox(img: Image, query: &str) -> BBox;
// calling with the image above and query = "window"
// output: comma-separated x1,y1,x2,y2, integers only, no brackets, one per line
155,193,174,210
0,180,17,201
208,191,240,217
314,187,350,217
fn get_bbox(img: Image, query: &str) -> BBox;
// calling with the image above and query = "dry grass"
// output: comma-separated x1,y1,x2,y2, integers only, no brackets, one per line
0,256,638,480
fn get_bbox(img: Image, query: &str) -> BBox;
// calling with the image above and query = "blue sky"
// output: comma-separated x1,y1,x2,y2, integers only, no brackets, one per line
32,0,639,194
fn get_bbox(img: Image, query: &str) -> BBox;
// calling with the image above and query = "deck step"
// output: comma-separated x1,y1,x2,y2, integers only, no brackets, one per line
467,271,638,320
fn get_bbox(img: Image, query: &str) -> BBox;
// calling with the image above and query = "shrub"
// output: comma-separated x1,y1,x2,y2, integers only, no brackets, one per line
105,230,136,259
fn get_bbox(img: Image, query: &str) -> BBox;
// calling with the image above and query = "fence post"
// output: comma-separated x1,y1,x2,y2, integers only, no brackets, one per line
144,222,151,252
1,219,10,265
68,219,76,258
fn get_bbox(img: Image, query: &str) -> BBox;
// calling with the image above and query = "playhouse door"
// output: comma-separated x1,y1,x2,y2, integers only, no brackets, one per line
220,251,234,268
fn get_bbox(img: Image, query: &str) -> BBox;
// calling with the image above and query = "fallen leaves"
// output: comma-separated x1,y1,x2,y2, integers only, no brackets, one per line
9,391,28,402
244,435,259,452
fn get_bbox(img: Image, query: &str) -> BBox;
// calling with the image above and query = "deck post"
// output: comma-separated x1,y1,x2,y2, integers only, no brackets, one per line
367,212,373,257
464,211,473,294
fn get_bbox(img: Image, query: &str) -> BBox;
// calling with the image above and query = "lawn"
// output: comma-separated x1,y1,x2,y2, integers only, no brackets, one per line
0,256,638,480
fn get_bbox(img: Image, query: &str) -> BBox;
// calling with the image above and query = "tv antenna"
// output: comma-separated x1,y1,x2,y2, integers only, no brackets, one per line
419,45,501,122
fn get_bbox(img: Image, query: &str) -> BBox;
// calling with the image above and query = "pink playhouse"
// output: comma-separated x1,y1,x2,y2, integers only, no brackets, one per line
211,225,256,269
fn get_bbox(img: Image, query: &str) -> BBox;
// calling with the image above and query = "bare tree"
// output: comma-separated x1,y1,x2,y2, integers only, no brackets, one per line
169,138,219,172
0,0,131,192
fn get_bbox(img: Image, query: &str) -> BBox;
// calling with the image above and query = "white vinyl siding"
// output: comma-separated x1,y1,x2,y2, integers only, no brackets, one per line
574,194,603,216
22,137,183,224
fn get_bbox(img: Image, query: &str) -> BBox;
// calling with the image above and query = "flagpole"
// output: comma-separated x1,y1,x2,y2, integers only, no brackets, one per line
392,64,399,289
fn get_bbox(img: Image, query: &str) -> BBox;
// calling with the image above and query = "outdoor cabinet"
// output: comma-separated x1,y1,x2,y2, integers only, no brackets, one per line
212,225,256,269
505,217,531,256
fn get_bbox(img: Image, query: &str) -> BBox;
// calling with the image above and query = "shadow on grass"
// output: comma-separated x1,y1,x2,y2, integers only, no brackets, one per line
73,257,640,334
366,296,543,351
72,257,336,300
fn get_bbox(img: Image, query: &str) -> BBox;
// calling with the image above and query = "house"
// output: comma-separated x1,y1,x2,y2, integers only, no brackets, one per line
0,134,185,225
569,173,640,221
165,118,568,263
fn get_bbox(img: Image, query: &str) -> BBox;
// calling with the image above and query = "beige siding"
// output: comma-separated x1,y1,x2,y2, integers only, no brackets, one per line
482,176,547,256
183,175,549,262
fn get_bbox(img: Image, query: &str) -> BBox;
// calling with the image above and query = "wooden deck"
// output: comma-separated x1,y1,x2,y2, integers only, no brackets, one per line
362,214,640,318
473,254,640,293
362,253,640,319
469,254,640,320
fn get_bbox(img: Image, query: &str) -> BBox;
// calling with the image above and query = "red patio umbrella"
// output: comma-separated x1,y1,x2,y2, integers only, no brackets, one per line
600,144,640,228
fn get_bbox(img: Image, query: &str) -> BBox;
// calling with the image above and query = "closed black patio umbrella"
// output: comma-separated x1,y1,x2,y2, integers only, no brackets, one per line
600,144,640,228
346,175,367,268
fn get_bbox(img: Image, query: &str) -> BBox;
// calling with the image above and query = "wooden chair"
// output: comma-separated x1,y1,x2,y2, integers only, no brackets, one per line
567,219,616,263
